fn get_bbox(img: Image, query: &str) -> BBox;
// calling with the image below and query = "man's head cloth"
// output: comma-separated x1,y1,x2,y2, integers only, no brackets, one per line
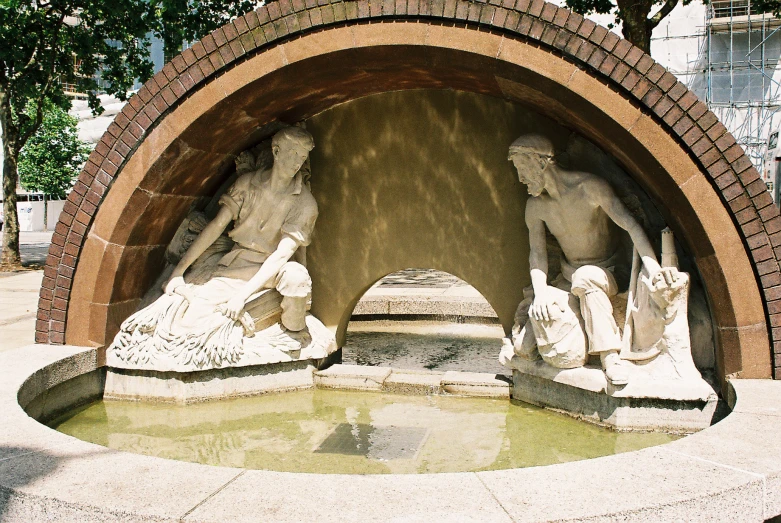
508,133,555,159
273,126,315,152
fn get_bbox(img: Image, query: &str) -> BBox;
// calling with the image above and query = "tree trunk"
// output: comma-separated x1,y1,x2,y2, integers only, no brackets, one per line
1,139,22,268
617,0,654,54
43,193,48,231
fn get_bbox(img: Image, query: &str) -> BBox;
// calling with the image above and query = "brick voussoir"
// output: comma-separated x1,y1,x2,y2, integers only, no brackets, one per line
492,7,509,28
528,0,544,16
600,30,619,53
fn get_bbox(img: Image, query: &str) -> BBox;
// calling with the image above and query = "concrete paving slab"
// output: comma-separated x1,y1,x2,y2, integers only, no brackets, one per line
476,445,765,522
384,369,444,395
364,287,448,297
442,371,511,398
0,271,43,351
314,364,392,391
0,232,53,268
0,322,36,352
0,345,98,397
388,297,464,316
0,412,77,464
727,379,781,415
0,440,243,521
183,470,513,523
352,298,390,315
441,286,485,298
0,346,105,463
459,300,498,317
664,410,781,517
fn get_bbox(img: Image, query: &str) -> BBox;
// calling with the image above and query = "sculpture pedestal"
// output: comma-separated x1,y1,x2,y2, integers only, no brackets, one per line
508,357,719,432
104,358,331,404
105,313,339,403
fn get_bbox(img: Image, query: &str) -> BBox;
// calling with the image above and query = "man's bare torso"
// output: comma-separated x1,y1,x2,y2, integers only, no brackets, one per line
527,170,619,267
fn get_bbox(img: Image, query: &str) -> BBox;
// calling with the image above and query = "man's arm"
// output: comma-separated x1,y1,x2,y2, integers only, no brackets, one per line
527,205,549,294
165,206,233,293
589,179,668,279
217,236,300,320
526,204,560,321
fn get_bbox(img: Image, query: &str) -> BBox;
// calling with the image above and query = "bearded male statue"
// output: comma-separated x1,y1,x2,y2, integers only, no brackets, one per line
499,134,684,386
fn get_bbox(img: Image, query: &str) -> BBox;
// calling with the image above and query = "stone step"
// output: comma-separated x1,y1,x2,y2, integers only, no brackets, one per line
314,364,511,398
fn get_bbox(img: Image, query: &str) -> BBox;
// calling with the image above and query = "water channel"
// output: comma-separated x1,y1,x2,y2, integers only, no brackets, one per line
53,389,677,474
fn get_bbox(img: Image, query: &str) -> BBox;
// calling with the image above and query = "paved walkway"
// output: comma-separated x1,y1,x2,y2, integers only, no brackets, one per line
0,232,53,351
0,271,42,352
0,231,53,267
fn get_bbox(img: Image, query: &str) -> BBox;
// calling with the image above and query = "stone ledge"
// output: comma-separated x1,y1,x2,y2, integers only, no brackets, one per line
2,345,781,521
441,370,511,398
314,364,511,398
506,357,720,431
352,295,499,320
104,362,317,404
314,363,392,391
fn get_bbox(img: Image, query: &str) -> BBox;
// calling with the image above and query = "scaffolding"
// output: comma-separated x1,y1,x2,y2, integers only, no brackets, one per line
674,0,781,179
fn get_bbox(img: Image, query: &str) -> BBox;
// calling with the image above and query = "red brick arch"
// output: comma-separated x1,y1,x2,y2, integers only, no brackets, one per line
37,0,781,381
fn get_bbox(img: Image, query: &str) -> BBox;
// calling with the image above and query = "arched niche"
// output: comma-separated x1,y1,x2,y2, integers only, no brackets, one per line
38,6,778,388
343,267,505,372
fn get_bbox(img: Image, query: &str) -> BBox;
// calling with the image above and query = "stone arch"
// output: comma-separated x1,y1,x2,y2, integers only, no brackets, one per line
336,263,505,347
36,0,781,385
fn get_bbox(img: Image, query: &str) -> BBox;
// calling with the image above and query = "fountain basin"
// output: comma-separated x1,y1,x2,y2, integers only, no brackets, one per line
2,345,781,521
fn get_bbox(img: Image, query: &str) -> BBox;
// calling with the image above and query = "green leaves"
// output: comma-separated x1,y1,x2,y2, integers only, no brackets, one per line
565,0,615,16
18,102,90,199
1,0,255,266
0,0,257,151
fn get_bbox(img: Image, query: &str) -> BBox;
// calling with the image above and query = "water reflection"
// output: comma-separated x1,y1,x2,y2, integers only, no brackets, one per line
53,390,677,474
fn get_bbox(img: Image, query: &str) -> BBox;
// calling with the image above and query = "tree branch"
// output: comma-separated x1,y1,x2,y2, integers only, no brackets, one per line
10,42,41,83
12,8,67,84
17,12,66,148
649,0,679,28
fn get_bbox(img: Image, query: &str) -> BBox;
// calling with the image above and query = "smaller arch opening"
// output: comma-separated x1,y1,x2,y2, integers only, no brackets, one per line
342,268,508,375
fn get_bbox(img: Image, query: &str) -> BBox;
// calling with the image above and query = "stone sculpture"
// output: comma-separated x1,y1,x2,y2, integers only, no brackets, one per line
499,133,709,394
107,126,337,372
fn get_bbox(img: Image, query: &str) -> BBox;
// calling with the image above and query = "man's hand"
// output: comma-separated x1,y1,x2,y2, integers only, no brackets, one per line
641,257,682,287
216,295,247,321
653,267,682,287
530,288,562,322
642,256,682,289
164,276,185,295
641,265,687,316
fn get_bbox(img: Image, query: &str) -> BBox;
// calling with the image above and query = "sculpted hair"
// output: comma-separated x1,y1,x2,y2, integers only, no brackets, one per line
508,133,571,168
508,133,555,158
273,126,315,152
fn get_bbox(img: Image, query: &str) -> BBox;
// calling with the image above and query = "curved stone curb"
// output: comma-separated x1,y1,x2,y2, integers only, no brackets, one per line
1,344,780,521
34,0,781,379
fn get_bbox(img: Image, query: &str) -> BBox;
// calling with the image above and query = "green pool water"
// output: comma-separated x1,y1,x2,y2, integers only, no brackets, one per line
51,389,678,474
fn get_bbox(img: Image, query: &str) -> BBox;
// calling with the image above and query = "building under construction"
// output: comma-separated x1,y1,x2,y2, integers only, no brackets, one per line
651,0,781,185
